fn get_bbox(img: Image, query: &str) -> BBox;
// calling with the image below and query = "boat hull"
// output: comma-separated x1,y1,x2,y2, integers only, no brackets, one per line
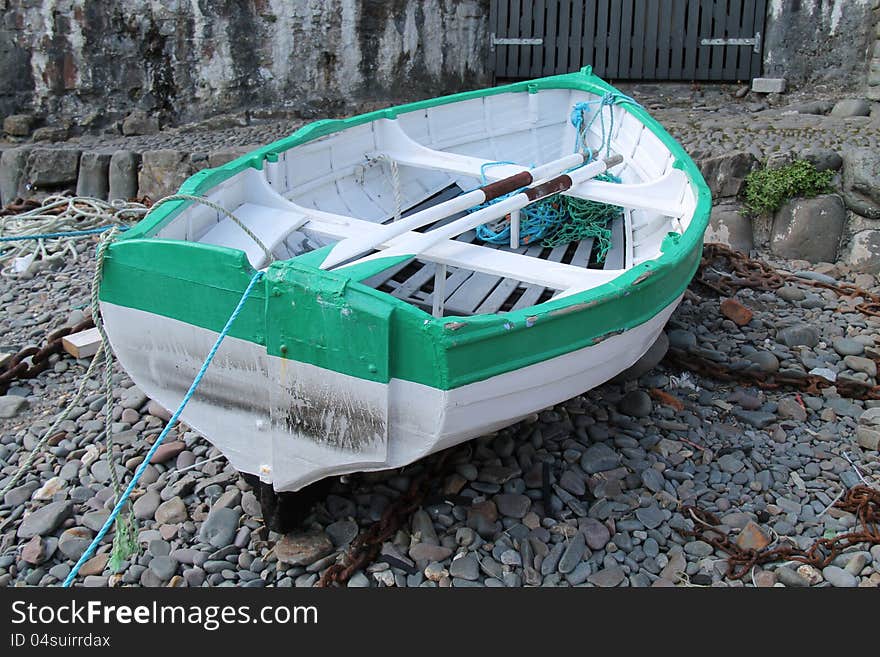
98,68,712,492
101,294,681,491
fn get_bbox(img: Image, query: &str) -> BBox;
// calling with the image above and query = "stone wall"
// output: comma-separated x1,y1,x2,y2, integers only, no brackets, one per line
868,1,880,99
3,0,879,131
0,0,491,127
763,0,877,88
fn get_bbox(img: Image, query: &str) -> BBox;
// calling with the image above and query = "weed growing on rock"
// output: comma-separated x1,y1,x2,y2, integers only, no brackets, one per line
742,159,834,217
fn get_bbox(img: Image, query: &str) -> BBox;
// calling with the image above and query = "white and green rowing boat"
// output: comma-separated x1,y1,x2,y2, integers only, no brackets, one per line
99,67,710,498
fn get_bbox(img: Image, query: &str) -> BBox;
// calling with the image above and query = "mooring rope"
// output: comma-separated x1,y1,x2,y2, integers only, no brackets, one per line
89,228,138,569
145,193,273,261
63,268,265,587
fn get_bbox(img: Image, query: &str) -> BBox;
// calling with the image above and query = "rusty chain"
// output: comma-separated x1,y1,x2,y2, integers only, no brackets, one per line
318,450,451,587
0,198,43,217
697,242,880,317
678,485,880,580
664,348,880,401
668,242,880,400
675,245,880,579
0,318,95,395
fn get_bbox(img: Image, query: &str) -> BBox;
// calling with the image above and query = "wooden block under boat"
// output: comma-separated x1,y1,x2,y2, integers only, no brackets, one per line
61,327,101,359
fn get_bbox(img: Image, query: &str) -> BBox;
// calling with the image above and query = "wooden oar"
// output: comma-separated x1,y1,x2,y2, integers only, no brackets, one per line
319,152,588,270
340,154,623,270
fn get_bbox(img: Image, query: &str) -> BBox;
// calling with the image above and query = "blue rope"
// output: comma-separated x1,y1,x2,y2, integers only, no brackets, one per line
62,269,265,587
0,225,128,242
570,91,640,158
479,160,520,185
475,94,637,248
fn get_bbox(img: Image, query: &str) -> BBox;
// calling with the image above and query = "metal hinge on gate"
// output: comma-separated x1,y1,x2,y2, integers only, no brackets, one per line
701,32,761,54
490,33,543,52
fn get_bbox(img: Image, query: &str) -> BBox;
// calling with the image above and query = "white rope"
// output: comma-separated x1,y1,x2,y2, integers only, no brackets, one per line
146,194,272,261
0,195,148,272
375,155,402,223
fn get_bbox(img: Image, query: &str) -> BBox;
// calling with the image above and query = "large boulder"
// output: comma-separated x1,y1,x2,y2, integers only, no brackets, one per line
829,98,871,118
704,203,753,252
800,147,843,172
842,230,880,274
122,110,159,136
25,148,81,189
76,152,111,199
138,150,193,200
698,151,758,199
770,194,845,263
108,150,141,201
842,149,880,219
0,147,29,204
3,114,34,137
33,126,68,142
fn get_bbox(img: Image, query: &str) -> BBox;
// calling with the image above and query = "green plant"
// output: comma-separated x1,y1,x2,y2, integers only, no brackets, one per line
741,159,834,217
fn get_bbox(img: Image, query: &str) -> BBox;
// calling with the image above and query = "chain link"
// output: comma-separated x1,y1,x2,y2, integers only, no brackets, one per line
697,243,880,317
671,242,880,401
679,485,880,580
318,450,452,587
0,317,95,395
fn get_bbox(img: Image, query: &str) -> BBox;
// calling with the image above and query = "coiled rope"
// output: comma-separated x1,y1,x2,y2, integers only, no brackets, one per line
0,195,148,274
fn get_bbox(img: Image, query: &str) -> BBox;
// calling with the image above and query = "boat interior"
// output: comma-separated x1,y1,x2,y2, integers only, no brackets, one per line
151,87,698,317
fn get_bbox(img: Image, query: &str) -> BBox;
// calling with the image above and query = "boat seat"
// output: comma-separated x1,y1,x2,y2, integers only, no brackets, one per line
373,118,688,218
377,233,615,316
371,202,628,316
199,202,309,268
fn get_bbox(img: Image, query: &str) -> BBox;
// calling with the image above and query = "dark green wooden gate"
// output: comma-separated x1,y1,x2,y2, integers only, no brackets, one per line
490,0,766,81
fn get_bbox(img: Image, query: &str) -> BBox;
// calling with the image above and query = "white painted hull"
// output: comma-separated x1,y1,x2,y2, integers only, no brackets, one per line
101,295,680,492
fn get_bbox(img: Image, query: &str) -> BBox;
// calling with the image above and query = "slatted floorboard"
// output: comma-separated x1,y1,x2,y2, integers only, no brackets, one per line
369,215,626,317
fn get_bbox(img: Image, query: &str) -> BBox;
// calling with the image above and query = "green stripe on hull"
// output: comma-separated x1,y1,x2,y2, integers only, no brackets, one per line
99,68,711,392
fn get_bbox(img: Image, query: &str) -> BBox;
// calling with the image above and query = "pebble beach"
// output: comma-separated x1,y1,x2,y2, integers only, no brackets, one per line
1,83,879,588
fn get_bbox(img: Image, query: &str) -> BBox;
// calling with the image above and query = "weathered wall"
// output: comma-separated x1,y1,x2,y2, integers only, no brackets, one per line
763,0,876,87
3,1,878,131
0,0,491,125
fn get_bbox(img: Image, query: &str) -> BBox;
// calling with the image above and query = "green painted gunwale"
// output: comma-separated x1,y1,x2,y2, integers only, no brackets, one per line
100,67,711,391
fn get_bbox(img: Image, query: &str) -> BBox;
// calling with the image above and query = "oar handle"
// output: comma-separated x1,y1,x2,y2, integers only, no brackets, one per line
476,152,589,201
524,154,623,204
480,170,535,203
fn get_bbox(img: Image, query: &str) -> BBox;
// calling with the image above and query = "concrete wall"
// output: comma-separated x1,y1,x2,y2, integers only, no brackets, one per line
763,0,876,87
0,0,492,125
